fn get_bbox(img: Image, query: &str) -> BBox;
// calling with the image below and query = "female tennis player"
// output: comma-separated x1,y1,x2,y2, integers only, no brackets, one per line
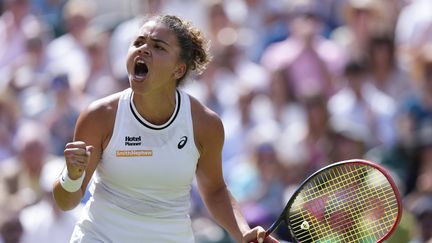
52,14,279,243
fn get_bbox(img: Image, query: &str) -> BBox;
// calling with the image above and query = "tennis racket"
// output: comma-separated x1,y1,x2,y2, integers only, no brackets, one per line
259,159,402,243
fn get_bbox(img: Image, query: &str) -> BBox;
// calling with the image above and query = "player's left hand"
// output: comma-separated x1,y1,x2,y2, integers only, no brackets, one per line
242,226,279,243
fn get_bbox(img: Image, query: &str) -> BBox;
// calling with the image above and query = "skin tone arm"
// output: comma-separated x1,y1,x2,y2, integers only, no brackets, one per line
191,97,278,243
52,95,117,211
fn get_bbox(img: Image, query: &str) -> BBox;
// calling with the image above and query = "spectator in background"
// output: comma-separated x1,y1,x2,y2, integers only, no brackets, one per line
400,43,432,132
184,40,271,120
313,0,346,37
301,94,335,170
0,0,46,71
42,74,79,155
395,0,432,72
261,0,346,102
30,0,67,37
195,43,272,162
81,28,120,101
0,120,56,209
224,0,289,63
282,94,336,176
395,44,432,194
367,38,432,243
367,41,431,194
0,97,18,161
408,193,432,243
328,57,397,148
267,68,304,125
221,85,278,175
6,31,53,120
205,0,238,55
367,29,413,102
410,122,432,195
20,157,81,243
13,32,51,91
222,87,259,163
0,208,22,243
328,118,368,162
218,43,270,110
182,57,223,117
330,0,387,59
371,109,417,196
45,0,95,94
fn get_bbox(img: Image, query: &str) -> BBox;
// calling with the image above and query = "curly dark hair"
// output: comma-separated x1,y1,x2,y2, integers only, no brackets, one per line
145,15,212,86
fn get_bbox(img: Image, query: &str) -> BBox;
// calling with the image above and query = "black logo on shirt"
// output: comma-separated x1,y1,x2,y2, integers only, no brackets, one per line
125,136,141,146
178,136,188,149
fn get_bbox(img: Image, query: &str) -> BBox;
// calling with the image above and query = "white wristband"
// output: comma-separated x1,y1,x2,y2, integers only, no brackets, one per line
60,169,85,192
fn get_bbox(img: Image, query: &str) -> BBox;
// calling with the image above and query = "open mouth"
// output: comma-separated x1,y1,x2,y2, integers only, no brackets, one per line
133,59,148,81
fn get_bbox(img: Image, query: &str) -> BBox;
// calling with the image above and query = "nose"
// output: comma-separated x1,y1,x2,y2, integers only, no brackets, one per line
137,44,151,56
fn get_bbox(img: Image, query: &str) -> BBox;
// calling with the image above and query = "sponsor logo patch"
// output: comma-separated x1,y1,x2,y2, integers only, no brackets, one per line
178,136,188,149
116,150,153,157
125,136,141,146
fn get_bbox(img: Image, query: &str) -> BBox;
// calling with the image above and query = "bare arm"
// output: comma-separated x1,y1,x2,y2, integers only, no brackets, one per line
192,98,278,243
194,109,249,242
52,96,117,211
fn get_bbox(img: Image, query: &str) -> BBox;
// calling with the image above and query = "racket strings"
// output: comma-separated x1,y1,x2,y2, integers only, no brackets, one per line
298,166,396,242
325,174,397,242
327,167,397,237
292,167,370,241
299,166,397,242
292,181,376,241
288,164,399,242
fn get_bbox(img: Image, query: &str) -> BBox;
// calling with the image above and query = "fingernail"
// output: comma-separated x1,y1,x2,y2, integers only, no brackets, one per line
258,238,263,243
86,146,92,155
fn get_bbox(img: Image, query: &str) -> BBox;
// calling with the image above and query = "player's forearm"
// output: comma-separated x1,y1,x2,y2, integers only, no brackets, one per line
52,179,84,211
202,186,250,242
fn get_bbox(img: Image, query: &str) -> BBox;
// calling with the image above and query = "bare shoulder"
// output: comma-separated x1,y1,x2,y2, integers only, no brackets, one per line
189,95,224,136
74,90,124,146
81,91,122,122
189,95,224,154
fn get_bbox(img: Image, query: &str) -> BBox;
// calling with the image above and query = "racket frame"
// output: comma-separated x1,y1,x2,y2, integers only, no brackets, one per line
265,159,402,242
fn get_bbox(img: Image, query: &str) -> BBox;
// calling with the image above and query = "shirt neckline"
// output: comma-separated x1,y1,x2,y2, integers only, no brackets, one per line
129,90,181,130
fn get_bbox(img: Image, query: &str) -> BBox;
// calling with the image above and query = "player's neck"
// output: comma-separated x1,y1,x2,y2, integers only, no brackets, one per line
132,89,177,125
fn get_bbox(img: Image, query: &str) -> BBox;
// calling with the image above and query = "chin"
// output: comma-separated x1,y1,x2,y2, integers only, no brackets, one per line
129,79,148,93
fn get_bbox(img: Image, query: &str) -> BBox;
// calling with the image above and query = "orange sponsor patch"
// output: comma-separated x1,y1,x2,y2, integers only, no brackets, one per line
116,150,153,157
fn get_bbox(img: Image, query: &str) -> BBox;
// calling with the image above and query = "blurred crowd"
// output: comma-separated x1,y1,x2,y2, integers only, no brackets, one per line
0,0,432,242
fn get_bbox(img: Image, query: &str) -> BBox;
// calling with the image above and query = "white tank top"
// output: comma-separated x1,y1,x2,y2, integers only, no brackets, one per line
71,88,200,243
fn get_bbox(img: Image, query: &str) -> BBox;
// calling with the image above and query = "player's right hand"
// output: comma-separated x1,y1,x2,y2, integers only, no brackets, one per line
243,226,279,243
64,141,94,180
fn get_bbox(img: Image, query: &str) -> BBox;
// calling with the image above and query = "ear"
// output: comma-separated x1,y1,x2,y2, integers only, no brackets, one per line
174,63,187,80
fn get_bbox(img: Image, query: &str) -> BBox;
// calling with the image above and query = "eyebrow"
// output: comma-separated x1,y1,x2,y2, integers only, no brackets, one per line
137,35,170,46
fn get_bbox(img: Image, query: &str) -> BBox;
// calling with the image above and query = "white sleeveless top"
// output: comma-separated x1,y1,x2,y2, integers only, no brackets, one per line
70,88,200,243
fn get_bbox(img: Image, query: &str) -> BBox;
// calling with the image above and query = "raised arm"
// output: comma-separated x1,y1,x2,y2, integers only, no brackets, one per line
52,96,117,211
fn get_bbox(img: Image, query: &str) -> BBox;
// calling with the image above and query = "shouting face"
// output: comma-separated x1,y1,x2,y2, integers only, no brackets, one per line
126,20,186,94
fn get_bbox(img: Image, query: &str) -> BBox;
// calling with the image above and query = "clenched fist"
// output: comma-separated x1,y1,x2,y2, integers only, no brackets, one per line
64,141,94,180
